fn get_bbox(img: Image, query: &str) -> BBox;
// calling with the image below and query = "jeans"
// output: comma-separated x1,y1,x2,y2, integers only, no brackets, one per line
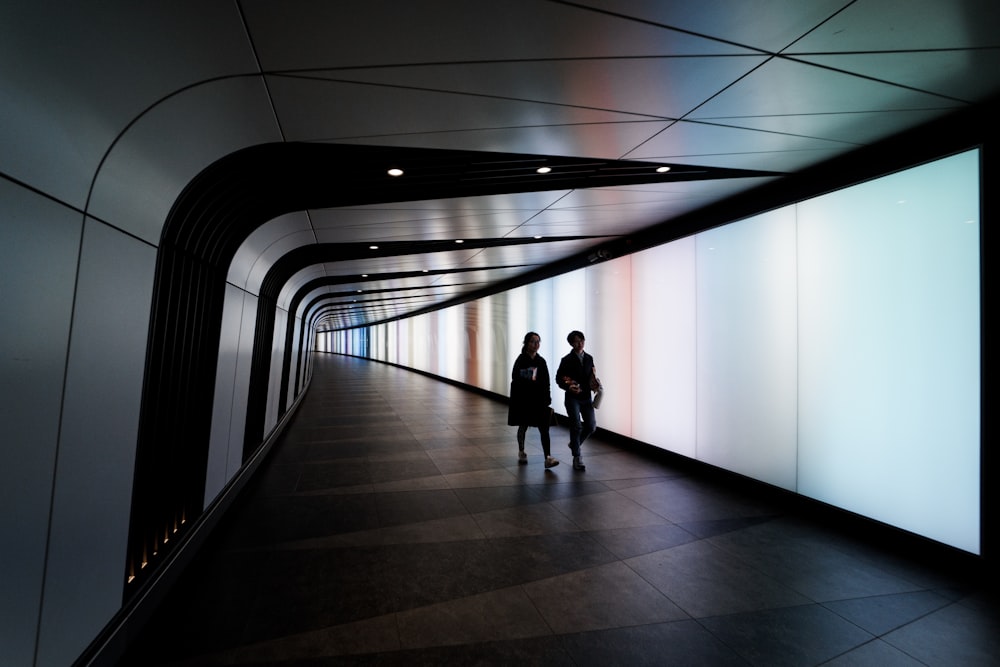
564,396,596,456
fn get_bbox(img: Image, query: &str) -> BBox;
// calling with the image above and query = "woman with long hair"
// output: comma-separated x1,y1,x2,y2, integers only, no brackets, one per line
507,332,559,468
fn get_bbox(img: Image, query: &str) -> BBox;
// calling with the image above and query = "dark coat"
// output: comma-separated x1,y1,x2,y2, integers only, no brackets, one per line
556,350,596,402
507,352,552,427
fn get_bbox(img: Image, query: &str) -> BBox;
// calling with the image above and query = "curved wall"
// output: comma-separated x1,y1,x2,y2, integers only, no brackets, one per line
323,149,983,556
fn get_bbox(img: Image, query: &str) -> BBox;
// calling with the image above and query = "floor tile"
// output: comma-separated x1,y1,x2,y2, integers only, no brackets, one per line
709,524,925,602
698,604,874,667
588,522,699,559
118,355,996,667
373,488,467,527
452,484,544,514
822,590,953,636
473,502,584,538
523,561,688,633
396,585,550,648
881,601,1000,666
625,539,811,618
230,613,401,662
821,638,925,666
559,620,748,666
549,490,671,531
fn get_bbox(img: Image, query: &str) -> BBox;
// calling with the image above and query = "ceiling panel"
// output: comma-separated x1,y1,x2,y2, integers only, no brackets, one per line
574,0,853,51
266,75,659,150
331,120,681,160
321,56,770,120
7,1,998,335
692,108,952,145
241,0,757,70
787,0,1000,51
795,51,1000,102
691,57,965,120
236,1,1000,328
628,118,854,164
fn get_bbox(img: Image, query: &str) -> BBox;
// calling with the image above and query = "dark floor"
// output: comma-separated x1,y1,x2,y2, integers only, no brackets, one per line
120,353,998,666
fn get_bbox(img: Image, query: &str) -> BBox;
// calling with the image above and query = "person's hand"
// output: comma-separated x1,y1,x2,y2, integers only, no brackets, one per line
590,369,601,391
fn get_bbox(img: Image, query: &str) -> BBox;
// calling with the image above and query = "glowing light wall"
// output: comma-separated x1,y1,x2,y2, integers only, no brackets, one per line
321,150,981,554
696,208,799,490
796,152,981,553
631,237,697,458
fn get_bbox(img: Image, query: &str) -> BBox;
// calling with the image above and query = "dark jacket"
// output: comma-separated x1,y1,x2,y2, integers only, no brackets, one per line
556,350,596,402
507,352,552,427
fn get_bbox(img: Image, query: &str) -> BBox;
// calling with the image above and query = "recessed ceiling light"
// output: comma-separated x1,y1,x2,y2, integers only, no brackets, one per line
536,166,552,174
455,239,464,243
656,166,671,173
361,274,368,277
534,235,543,239
369,245,379,250
387,168,404,177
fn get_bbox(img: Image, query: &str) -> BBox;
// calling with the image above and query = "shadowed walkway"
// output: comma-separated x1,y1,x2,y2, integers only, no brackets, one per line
120,353,998,666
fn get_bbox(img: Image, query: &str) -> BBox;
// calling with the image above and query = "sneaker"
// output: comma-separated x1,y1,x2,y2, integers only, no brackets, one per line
572,456,586,471
544,456,559,468
518,450,528,465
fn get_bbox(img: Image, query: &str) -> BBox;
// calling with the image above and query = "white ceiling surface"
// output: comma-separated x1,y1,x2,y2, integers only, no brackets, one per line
5,1,1000,330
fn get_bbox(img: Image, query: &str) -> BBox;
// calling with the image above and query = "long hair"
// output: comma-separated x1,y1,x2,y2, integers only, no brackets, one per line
521,331,540,355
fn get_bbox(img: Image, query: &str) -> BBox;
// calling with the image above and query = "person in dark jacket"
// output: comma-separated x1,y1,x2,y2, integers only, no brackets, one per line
507,332,559,468
555,330,598,470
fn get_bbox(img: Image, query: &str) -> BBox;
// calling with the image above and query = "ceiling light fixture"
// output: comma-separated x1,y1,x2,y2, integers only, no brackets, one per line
455,239,464,244
656,166,671,173
369,245,379,250
387,168,404,177
536,166,552,174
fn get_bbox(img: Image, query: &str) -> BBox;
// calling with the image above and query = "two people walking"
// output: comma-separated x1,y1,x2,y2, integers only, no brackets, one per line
508,330,599,471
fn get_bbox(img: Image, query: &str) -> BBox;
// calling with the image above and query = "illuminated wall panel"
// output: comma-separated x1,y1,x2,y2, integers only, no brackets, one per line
585,256,632,437
315,331,329,353
439,305,462,383
390,322,401,364
696,209,799,490
551,271,587,417
525,281,556,402
409,316,428,372
463,301,483,388
631,238,698,457
385,323,396,364
797,150,981,554
502,287,529,397
372,324,385,362
527,281,555,372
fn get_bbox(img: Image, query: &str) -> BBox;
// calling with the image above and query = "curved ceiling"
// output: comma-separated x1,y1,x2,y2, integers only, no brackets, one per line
5,0,1000,331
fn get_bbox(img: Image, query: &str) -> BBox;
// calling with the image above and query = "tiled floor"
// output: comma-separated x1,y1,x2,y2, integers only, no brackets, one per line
120,353,999,666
